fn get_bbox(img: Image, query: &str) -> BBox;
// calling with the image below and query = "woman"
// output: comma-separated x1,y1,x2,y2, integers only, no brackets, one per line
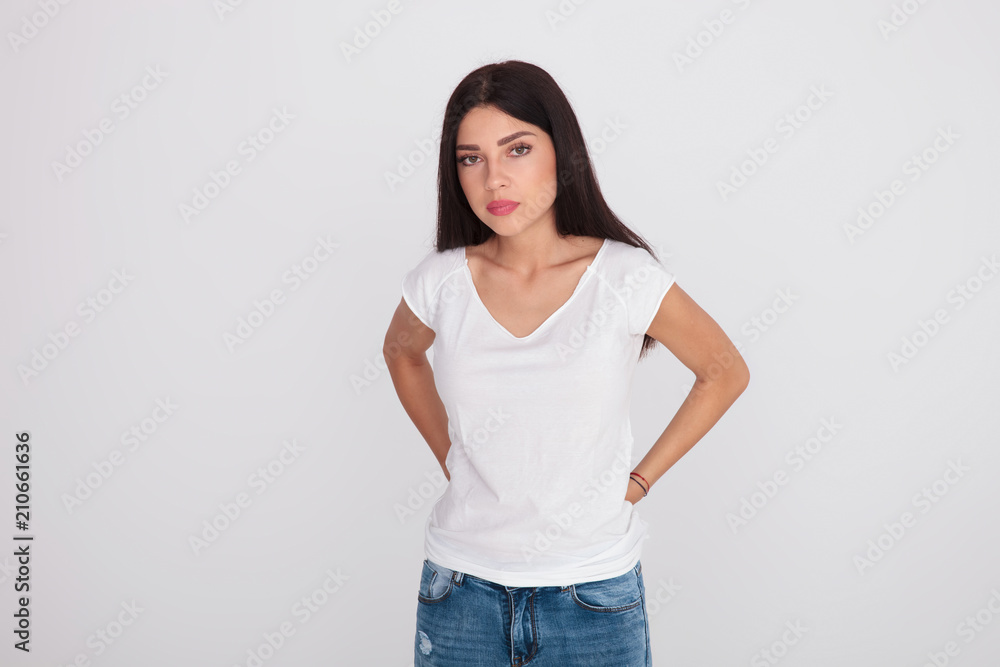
384,60,750,666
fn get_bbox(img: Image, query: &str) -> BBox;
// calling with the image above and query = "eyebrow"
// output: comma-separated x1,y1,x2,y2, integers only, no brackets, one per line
456,131,536,151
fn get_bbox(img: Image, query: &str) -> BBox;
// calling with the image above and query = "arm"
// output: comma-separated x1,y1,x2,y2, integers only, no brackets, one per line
625,283,750,504
383,297,452,481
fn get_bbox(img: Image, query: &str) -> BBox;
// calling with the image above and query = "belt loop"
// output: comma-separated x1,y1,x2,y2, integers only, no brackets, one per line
453,570,464,586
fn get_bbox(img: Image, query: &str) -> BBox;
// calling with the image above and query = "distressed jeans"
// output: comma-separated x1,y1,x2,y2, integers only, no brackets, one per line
414,558,652,666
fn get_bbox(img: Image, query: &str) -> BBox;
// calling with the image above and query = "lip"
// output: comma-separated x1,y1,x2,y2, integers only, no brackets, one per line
487,200,519,216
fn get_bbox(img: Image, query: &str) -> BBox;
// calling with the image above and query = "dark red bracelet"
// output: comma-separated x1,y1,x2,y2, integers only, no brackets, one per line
630,472,650,492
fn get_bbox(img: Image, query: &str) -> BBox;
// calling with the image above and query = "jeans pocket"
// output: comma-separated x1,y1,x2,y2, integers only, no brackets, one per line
570,567,643,612
417,559,455,604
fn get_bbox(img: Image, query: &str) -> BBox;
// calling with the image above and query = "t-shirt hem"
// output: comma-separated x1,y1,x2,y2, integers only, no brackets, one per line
424,543,644,588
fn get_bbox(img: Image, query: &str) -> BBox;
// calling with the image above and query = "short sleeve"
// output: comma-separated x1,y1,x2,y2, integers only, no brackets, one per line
400,247,459,331
401,266,433,330
624,247,676,336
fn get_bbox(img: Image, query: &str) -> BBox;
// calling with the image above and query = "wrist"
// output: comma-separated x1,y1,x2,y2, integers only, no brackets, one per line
628,473,649,496
629,471,650,495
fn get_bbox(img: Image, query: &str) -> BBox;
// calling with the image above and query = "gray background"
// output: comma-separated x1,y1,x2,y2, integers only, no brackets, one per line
2,0,999,665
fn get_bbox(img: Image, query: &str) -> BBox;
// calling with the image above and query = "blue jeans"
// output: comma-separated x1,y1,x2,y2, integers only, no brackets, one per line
414,558,652,666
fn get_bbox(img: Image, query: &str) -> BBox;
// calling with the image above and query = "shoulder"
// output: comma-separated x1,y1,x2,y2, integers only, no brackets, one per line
596,238,676,296
407,244,465,271
402,245,466,290
599,239,677,335
400,245,467,329
600,238,666,270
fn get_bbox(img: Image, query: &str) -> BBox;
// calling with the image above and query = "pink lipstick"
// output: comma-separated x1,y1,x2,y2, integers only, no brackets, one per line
487,200,518,216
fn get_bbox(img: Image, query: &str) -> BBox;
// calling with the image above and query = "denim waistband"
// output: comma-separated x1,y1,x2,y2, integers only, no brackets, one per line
426,558,641,592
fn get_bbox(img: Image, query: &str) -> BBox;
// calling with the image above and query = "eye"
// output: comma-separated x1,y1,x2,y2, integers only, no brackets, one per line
456,142,533,167
509,142,531,157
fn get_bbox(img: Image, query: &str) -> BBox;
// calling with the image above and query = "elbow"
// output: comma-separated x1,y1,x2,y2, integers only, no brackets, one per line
731,356,750,395
694,355,749,397
735,366,750,395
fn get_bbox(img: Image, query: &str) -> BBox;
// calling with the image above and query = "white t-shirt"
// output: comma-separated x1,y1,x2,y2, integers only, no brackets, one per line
400,237,676,587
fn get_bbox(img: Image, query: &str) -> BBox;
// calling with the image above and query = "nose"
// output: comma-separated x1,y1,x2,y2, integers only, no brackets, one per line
484,160,508,191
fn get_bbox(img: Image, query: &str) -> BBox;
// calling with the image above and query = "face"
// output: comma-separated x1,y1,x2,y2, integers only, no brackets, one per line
454,105,558,237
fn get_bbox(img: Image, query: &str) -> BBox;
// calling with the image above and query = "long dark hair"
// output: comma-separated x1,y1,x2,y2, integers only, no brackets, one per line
433,60,665,361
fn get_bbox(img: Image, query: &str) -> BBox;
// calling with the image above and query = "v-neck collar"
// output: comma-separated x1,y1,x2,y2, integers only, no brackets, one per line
462,238,610,341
